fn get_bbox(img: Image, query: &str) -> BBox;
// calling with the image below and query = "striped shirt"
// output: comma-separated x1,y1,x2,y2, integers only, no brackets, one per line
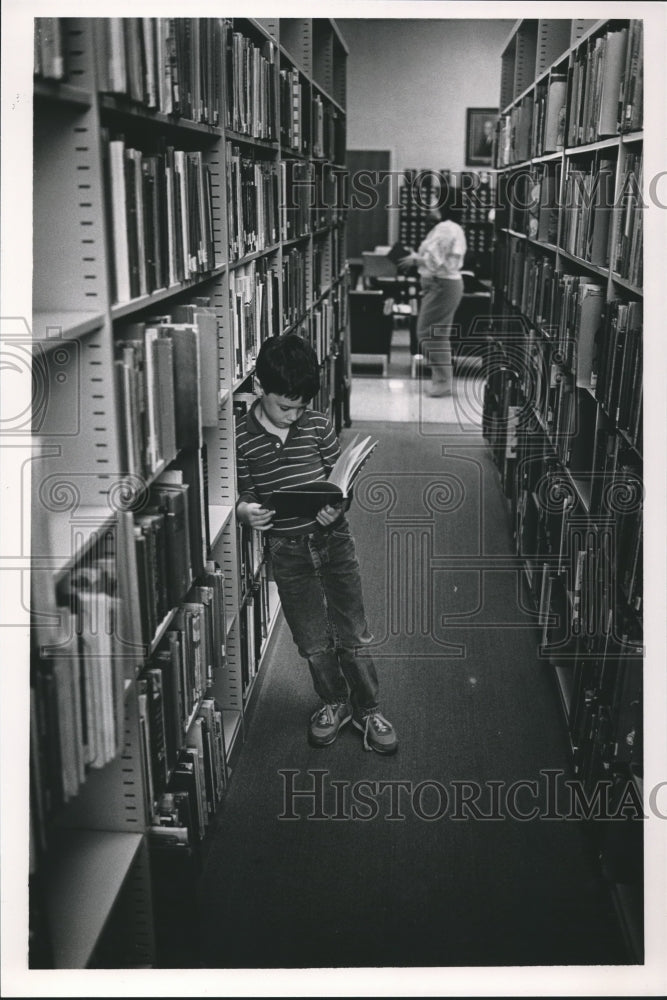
236,401,341,536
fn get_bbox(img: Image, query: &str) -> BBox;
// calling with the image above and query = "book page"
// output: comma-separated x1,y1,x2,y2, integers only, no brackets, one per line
327,434,378,496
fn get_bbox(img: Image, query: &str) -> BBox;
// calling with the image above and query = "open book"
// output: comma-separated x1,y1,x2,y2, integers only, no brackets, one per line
269,434,378,517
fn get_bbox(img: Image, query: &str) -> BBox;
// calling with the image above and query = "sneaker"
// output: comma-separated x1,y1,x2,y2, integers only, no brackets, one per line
308,701,352,747
353,709,399,755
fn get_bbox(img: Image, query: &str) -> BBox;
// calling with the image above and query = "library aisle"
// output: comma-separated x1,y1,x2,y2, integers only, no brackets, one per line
196,387,628,970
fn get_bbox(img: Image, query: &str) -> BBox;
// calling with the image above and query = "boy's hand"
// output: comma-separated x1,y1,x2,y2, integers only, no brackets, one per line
316,503,343,527
237,501,274,531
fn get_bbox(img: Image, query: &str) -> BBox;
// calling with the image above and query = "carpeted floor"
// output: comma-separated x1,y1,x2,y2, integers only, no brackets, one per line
195,421,630,970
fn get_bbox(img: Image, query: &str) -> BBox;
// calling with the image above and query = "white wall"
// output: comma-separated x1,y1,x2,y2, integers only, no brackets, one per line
338,17,512,176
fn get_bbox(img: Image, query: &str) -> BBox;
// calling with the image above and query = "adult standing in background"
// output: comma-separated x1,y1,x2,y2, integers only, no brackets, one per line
400,205,467,397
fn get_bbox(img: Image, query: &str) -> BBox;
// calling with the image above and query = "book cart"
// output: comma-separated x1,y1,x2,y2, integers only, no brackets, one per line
485,18,644,961
30,16,349,968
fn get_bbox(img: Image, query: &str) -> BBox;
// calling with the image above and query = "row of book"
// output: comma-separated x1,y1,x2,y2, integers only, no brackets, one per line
497,165,559,245
30,559,126,827
494,237,642,413
553,275,605,388
148,696,227,851
115,305,220,480
561,157,615,266
224,22,277,140
495,21,643,168
495,247,642,453
95,18,225,124
486,343,643,621
231,147,348,258
508,411,642,633
539,512,642,651
312,96,345,163
503,153,642,287
139,563,227,807
230,258,281,382
568,21,643,147
495,101,536,169
103,133,216,305
132,480,196,645
532,73,568,158
34,17,66,80
494,237,557,324
495,72,567,168
226,143,280,261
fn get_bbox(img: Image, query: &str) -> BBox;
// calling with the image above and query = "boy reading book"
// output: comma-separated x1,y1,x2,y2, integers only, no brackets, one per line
235,334,398,754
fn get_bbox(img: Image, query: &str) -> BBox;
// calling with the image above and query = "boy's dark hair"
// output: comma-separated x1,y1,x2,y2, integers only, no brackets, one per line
255,334,320,401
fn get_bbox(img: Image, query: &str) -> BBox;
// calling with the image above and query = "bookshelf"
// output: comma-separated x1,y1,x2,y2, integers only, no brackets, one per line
30,16,349,968
487,17,644,961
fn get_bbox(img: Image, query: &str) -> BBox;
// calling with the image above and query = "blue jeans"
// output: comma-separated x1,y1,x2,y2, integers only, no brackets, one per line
267,518,379,713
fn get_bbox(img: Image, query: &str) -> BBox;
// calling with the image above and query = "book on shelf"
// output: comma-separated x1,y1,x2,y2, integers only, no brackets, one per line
68,563,126,768
186,716,213,820
199,698,227,798
618,20,643,133
171,607,203,718
170,747,205,839
225,23,277,139
146,480,193,612
201,561,227,670
596,28,628,138
269,434,378,517
171,300,218,428
150,649,182,777
144,665,170,792
543,73,568,153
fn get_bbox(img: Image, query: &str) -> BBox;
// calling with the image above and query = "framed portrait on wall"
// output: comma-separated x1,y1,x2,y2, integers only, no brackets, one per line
466,108,498,166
